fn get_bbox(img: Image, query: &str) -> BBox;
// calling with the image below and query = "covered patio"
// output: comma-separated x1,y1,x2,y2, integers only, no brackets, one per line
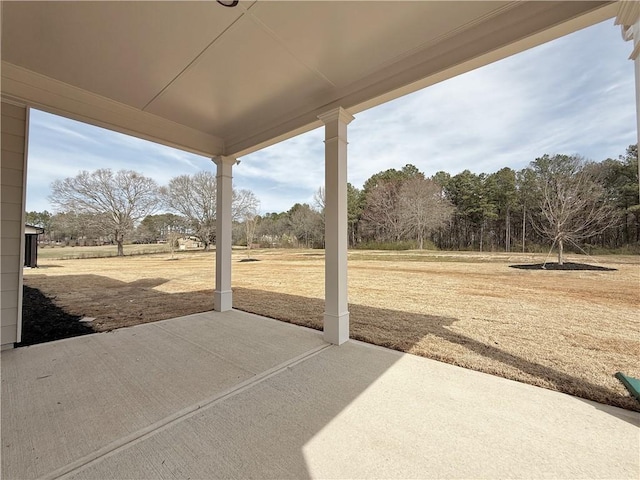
2,310,638,479
2,2,640,478
3,1,639,349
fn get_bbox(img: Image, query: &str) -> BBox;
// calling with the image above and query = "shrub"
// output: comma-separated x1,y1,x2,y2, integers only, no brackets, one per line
355,240,418,251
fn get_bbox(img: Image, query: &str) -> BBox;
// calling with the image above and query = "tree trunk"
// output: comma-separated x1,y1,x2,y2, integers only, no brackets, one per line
557,238,564,265
521,205,526,253
479,221,484,252
116,239,124,257
624,210,630,244
505,207,510,252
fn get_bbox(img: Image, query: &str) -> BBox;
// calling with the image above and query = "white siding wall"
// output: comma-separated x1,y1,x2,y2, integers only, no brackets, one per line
1,101,28,348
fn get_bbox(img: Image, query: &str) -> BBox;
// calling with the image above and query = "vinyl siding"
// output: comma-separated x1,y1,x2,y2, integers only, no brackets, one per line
1,101,27,347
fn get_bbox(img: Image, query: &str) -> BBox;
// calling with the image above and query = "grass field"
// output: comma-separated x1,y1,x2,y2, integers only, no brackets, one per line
23,247,640,411
36,243,171,260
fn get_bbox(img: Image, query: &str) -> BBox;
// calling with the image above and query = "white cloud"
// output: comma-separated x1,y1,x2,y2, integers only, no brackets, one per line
235,128,326,212
347,19,636,182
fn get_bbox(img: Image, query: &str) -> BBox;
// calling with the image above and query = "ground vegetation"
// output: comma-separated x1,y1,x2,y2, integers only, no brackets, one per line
22,248,640,411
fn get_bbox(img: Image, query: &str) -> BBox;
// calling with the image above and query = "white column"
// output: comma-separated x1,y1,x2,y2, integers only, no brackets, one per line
318,107,354,345
626,20,640,159
632,25,640,160
213,155,236,312
617,3,640,197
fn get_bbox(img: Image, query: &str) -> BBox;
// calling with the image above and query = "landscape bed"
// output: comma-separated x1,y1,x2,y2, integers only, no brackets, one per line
22,248,640,411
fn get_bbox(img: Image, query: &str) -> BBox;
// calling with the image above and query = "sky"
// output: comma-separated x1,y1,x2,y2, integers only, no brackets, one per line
26,19,637,215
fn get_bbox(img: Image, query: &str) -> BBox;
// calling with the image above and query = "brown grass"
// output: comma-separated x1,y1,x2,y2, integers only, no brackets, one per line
24,248,640,411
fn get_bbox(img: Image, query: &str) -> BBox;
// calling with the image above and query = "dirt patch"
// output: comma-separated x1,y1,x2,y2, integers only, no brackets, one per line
20,285,94,346
23,273,214,332
510,262,617,271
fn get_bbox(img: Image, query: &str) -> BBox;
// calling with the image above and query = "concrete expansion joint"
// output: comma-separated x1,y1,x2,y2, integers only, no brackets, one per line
45,343,332,480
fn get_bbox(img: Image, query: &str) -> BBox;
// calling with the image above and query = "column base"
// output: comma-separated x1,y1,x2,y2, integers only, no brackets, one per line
323,312,349,345
214,290,233,312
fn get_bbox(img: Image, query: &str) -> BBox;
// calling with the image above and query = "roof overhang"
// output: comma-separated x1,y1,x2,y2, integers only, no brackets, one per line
1,1,619,159
24,225,44,235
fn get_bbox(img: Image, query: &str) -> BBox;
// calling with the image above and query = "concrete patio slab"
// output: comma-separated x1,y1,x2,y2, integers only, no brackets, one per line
2,310,638,479
1,310,325,479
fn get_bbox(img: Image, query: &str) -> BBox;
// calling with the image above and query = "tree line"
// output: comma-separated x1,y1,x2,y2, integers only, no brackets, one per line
28,170,259,256
252,145,638,263
434,145,638,261
27,145,637,261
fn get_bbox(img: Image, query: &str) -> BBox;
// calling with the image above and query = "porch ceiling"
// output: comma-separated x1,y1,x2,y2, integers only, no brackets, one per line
1,1,617,157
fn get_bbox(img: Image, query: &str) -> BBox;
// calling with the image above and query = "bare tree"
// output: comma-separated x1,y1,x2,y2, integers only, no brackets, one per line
167,229,181,260
313,186,325,213
162,172,261,250
49,211,97,245
530,154,618,265
288,203,323,248
244,214,259,256
162,172,217,250
240,194,260,257
50,169,159,256
399,177,454,249
233,189,260,222
361,180,403,242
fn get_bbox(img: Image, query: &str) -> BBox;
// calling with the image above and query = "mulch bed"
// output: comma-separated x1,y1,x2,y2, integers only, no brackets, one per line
19,286,94,346
509,262,617,271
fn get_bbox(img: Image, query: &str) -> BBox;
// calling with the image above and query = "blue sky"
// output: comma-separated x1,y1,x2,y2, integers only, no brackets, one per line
26,19,637,214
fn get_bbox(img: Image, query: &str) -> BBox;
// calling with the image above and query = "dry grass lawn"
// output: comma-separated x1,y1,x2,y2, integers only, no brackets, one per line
23,248,640,411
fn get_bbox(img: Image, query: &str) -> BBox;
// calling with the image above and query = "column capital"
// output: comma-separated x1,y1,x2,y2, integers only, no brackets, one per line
616,2,640,60
318,107,354,126
615,1,639,28
213,155,238,167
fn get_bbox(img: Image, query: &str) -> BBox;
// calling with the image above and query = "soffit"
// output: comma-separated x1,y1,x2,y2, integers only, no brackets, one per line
1,2,249,109
146,1,516,140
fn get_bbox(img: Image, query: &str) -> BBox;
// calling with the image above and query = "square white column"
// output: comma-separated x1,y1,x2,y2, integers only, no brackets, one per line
213,155,236,312
617,4,640,190
625,19,640,155
318,107,354,345
632,24,640,153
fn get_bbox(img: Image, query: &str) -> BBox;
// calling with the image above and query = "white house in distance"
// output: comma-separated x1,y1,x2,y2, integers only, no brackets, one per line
1,1,638,349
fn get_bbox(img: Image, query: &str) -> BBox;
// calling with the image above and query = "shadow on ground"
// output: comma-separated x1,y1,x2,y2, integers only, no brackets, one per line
234,287,639,412
23,274,215,335
20,275,638,411
20,286,94,346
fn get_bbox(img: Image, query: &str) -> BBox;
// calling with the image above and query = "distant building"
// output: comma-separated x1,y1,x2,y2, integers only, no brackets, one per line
178,237,202,250
24,225,44,268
